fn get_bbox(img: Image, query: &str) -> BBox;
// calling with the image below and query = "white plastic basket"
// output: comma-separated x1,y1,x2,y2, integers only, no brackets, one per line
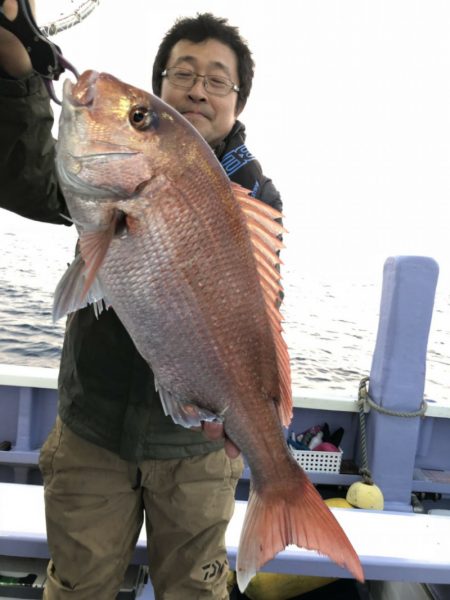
289,446,343,473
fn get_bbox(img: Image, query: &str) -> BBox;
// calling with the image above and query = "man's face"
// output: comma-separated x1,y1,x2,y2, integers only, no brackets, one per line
160,38,242,148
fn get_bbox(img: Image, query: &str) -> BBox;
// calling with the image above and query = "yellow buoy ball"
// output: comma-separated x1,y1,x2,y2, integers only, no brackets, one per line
325,497,354,509
244,572,336,600
346,481,384,510
227,570,236,594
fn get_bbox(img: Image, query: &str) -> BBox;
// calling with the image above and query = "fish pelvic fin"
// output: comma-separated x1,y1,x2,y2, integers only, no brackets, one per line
236,471,364,593
155,380,223,428
231,182,292,427
53,254,108,321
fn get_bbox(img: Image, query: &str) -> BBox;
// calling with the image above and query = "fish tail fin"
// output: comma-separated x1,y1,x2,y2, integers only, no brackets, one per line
236,470,364,592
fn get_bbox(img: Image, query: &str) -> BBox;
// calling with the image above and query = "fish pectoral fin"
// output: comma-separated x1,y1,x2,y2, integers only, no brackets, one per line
78,214,118,297
155,381,221,428
53,254,109,321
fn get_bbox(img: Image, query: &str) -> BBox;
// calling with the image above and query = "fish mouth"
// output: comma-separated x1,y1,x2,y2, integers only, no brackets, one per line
63,70,99,107
62,78,74,104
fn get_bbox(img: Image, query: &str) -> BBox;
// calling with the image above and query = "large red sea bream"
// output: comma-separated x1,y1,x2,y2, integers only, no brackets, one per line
53,70,363,592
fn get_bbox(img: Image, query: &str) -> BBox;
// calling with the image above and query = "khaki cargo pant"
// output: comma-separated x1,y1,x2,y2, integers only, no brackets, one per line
38,417,243,600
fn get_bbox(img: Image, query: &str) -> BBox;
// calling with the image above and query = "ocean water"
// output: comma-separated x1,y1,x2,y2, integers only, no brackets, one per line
0,211,448,403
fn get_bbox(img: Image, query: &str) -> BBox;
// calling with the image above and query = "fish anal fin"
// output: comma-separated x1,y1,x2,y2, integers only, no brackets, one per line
237,471,364,593
272,334,292,427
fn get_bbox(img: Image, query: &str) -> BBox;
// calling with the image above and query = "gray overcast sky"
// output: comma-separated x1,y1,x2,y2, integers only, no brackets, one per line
34,0,450,288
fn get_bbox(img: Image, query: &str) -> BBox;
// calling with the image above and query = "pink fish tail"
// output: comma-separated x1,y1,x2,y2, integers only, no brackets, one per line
236,470,364,592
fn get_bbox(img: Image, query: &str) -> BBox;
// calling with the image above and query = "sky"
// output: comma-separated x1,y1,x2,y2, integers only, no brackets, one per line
32,0,450,292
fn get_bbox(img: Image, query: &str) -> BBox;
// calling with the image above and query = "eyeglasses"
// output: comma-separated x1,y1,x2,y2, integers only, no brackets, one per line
161,67,240,97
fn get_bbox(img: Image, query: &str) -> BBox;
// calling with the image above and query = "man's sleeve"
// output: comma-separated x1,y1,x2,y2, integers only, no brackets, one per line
0,73,70,224
257,177,282,213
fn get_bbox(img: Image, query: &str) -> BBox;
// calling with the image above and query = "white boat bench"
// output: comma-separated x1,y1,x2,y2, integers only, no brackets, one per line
1,482,450,584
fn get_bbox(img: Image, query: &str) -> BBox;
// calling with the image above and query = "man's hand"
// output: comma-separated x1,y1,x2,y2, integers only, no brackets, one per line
0,0,34,77
202,421,241,459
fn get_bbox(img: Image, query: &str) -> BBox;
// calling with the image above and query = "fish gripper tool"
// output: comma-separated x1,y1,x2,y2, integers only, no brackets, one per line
0,0,79,103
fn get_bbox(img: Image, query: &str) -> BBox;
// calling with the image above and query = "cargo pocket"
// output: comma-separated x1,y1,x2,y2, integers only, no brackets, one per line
38,416,64,486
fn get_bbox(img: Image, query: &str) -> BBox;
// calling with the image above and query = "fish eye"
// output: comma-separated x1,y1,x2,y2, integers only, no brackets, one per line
129,106,158,131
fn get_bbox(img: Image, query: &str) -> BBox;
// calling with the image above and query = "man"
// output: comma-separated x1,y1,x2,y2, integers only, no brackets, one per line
0,5,282,598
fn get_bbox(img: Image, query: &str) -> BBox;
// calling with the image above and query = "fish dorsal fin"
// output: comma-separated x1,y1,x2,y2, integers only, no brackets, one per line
231,182,284,221
231,182,292,427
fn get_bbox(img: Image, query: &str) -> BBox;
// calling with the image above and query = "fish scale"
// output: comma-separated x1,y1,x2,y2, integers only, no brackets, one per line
54,69,364,592
103,208,252,403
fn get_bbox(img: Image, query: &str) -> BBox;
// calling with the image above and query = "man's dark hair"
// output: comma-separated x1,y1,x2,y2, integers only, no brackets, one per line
152,13,254,113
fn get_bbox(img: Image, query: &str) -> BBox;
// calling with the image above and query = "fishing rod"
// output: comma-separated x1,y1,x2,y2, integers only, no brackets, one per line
40,0,100,37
